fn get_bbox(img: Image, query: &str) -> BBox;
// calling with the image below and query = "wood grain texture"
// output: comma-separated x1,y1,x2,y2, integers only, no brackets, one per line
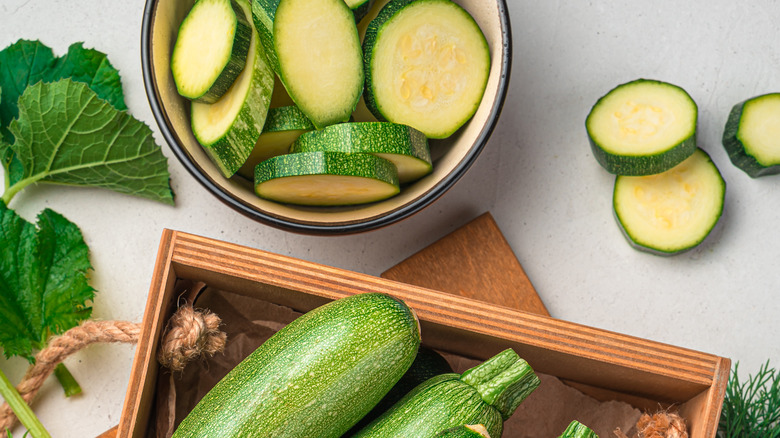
115,230,729,438
381,212,549,315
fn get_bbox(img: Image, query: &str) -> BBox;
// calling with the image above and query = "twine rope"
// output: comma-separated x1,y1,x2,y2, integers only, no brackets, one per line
0,305,225,434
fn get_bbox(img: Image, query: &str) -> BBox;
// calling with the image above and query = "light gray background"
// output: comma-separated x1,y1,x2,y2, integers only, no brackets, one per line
1,1,778,436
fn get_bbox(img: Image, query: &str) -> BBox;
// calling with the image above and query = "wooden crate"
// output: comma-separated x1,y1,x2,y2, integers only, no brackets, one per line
116,229,729,437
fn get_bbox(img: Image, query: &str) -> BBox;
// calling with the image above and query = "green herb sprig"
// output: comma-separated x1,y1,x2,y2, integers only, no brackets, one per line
719,360,780,437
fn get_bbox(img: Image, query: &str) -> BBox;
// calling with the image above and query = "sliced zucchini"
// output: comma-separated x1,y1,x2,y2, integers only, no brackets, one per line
191,0,274,178
723,92,780,177
171,0,252,103
586,79,698,175
363,0,490,139
253,0,364,129
613,148,725,256
254,151,400,206
236,105,314,179
290,122,431,183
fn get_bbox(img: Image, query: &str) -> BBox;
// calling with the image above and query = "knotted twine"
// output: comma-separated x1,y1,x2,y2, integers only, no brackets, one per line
0,305,226,434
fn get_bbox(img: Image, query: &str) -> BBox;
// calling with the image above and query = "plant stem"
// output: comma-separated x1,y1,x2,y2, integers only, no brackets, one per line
53,364,81,397
0,368,51,438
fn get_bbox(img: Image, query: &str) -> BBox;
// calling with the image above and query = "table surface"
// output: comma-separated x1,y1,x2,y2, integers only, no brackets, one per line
2,1,779,436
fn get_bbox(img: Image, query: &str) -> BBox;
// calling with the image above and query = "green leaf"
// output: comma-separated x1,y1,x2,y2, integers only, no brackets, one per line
0,40,127,186
3,79,174,205
0,200,94,360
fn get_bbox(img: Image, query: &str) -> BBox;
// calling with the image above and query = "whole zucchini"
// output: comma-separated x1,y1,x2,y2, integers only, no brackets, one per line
172,292,421,437
435,424,491,437
352,349,540,437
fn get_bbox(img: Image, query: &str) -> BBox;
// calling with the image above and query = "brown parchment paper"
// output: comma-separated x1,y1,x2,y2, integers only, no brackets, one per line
149,286,641,437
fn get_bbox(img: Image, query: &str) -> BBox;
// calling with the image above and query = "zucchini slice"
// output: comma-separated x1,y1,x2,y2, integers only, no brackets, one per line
191,0,275,178
253,0,364,129
363,0,491,139
613,148,725,256
171,0,252,103
236,105,314,179
290,122,432,183
586,79,698,175
254,151,400,206
722,92,780,177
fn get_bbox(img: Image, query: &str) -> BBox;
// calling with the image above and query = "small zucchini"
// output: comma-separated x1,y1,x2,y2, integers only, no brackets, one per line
722,92,780,177
586,79,698,175
352,349,540,438
558,420,599,438
435,424,491,437
172,293,421,438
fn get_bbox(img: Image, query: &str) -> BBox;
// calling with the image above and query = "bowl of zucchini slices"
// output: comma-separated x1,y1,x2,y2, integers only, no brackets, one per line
141,0,511,233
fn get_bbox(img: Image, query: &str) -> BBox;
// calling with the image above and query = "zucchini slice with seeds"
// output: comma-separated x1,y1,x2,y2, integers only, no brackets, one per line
171,0,252,103
191,0,274,178
363,0,491,139
236,105,314,179
290,122,431,183
254,151,400,206
613,148,725,256
253,0,364,129
586,79,698,175
722,92,780,177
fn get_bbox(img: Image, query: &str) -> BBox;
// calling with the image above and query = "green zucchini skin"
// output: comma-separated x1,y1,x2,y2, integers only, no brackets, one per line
191,0,275,178
352,349,539,438
289,122,432,183
348,347,453,433
586,79,698,176
349,0,375,22
172,0,253,103
722,93,780,177
172,293,421,438
558,421,599,438
435,425,491,437
251,0,282,73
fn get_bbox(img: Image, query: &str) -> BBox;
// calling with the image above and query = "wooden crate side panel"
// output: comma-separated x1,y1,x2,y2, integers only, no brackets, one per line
117,230,178,438
167,232,722,403
679,356,730,438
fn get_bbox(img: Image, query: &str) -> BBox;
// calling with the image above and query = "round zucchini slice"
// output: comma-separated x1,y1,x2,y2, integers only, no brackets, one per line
191,0,275,178
586,79,698,175
236,105,314,179
254,151,400,206
363,0,491,139
613,148,725,256
722,92,780,177
171,0,252,103
290,122,431,183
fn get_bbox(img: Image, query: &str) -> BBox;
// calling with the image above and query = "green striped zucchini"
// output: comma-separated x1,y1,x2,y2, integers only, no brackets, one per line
586,79,698,175
352,349,540,438
289,122,432,183
190,0,274,178
171,0,252,103
722,92,780,177
254,151,400,206
236,105,314,179
362,0,490,139
252,0,364,129
172,293,421,437
435,425,491,437
559,420,598,438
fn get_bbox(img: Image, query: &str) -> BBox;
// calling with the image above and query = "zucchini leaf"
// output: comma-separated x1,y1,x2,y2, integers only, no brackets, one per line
3,79,174,205
0,40,126,186
0,200,93,361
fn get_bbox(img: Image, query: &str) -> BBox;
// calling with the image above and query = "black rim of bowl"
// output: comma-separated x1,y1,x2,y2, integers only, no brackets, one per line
140,0,512,235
